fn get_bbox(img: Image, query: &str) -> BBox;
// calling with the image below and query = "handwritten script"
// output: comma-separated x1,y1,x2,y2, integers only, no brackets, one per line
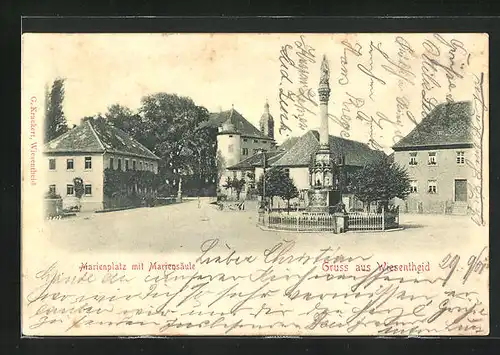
24,239,489,335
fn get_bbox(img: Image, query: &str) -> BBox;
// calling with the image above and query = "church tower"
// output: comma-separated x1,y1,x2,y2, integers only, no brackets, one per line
259,100,274,140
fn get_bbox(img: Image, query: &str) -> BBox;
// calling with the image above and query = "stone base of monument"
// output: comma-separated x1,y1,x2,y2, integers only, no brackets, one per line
306,189,341,213
304,189,348,233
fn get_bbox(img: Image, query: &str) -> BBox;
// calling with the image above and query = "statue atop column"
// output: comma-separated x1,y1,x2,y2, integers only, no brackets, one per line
319,54,330,86
318,55,331,102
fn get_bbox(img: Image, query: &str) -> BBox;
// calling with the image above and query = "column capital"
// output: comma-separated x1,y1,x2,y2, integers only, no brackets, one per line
318,85,330,103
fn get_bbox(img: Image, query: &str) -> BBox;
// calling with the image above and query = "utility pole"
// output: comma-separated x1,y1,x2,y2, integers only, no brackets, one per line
258,149,267,211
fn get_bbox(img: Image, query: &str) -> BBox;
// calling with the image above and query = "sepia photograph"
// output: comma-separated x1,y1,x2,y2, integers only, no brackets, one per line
21,32,489,336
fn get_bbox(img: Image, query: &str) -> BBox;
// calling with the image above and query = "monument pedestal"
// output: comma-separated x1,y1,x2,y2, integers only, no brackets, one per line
307,189,342,213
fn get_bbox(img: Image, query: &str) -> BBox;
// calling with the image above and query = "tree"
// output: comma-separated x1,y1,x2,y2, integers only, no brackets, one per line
256,167,298,210
222,176,233,196
278,177,299,213
231,178,246,200
73,177,84,198
44,78,68,143
351,156,410,211
105,104,143,138
104,94,217,196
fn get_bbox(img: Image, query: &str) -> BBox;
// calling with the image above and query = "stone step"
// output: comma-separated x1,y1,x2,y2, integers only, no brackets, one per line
451,203,468,215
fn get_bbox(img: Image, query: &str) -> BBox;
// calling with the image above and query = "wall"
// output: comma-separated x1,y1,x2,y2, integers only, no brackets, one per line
393,147,473,213
240,136,273,159
217,133,241,169
45,153,104,211
289,167,310,190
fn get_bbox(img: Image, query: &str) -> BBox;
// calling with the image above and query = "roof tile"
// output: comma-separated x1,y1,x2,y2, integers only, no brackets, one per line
272,130,385,167
393,101,473,149
44,119,160,160
205,108,270,139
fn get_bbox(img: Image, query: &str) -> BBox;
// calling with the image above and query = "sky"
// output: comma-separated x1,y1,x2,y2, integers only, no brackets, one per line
22,33,488,151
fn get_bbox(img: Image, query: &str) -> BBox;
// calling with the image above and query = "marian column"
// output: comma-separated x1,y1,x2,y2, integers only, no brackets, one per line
307,55,339,213
318,55,331,149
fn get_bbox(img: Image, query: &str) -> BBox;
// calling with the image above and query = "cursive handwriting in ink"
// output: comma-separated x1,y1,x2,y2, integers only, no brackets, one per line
329,92,365,139
339,40,363,85
278,36,316,136
25,241,488,335
468,72,487,226
462,247,488,285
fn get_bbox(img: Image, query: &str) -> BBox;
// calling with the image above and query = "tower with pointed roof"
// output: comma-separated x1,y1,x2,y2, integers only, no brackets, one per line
259,100,274,140
216,106,242,188
207,104,276,197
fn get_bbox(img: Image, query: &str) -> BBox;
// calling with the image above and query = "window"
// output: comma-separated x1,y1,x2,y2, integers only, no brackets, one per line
253,149,259,155
66,159,74,170
409,152,417,166
410,180,418,193
84,184,92,196
125,159,129,170
139,161,143,170
49,158,56,170
242,148,249,156
233,171,237,179
456,151,465,164
428,152,437,166
117,159,122,170
66,184,74,195
428,180,437,194
228,144,234,153
253,139,258,143
132,160,136,170
49,184,56,194
109,157,114,169
145,163,149,171
243,138,248,142
84,156,92,169
229,135,233,138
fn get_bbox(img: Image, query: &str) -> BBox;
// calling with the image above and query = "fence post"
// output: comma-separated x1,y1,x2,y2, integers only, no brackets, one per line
382,205,385,231
297,215,299,231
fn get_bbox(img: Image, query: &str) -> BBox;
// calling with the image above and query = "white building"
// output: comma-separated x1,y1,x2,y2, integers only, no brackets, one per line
205,103,276,192
43,117,160,211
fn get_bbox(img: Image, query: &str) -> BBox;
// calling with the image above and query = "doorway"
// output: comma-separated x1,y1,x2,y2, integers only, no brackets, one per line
454,179,468,202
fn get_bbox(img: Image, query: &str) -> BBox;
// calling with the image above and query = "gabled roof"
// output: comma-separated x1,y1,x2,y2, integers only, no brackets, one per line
204,108,271,139
44,118,160,160
278,136,300,152
227,150,285,170
393,101,473,150
272,130,386,167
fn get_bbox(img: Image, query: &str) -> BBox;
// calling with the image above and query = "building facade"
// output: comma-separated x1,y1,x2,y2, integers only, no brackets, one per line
43,117,159,211
206,103,276,192
392,101,474,214
227,129,385,209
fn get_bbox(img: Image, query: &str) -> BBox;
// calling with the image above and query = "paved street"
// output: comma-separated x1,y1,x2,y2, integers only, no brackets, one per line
42,198,483,256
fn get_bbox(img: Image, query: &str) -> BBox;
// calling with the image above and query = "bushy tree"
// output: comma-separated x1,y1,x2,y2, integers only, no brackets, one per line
231,178,246,200
257,167,299,210
279,177,299,213
73,177,84,198
351,156,410,211
103,94,217,196
105,104,143,138
222,176,233,195
44,78,68,142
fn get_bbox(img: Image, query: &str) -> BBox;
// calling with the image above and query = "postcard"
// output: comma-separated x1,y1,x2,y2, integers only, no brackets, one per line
21,32,489,336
